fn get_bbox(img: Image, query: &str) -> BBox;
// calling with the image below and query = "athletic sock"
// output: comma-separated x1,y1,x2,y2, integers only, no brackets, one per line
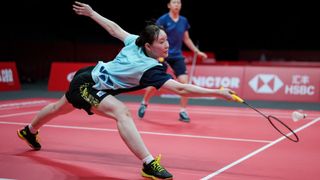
142,155,154,164
141,101,147,105
28,124,38,134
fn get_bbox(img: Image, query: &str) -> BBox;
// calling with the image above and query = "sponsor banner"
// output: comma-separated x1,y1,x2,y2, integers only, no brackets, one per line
158,65,245,98
48,62,95,91
190,65,243,91
243,66,320,102
0,62,21,91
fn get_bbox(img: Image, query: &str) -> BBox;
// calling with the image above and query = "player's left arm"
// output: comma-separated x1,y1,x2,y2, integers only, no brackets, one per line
73,1,129,42
162,79,234,100
183,31,207,59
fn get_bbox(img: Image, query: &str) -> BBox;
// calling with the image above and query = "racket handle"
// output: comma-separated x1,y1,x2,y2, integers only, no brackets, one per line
219,86,244,103
231,94,244,103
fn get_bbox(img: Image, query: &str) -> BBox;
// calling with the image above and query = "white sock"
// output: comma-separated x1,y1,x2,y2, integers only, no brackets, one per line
142,155,154,164
180,108,186,113
141,101,147,105
28,124,38,134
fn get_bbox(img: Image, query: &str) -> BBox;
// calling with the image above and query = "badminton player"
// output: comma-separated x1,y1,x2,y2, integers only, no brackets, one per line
138,0,208,122
17,1,235,179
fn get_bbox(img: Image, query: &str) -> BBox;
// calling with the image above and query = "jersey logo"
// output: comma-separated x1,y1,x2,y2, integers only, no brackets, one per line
99,66,114,87
96,91,106,97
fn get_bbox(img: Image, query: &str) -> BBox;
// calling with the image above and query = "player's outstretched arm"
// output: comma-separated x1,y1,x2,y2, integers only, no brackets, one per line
162,79,235,101
72,1,129,42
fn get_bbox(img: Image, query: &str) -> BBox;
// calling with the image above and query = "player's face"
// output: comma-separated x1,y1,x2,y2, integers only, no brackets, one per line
168,0,181,13
149,30,169,59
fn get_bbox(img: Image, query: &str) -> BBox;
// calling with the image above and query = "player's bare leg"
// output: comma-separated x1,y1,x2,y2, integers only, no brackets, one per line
177,74,190,122
138,86,157,119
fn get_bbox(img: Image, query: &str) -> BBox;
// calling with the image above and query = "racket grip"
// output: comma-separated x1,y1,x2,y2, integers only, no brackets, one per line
231,94,244,103
219,86,244,103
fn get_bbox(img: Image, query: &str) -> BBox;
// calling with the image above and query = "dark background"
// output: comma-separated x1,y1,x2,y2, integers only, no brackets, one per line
1,0,319,82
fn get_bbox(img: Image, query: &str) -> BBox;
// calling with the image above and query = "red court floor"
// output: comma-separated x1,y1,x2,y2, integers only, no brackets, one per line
0,98,320,180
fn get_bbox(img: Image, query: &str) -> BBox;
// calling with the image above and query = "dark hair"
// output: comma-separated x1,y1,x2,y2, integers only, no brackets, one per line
167,0,181,4
135,23,164,47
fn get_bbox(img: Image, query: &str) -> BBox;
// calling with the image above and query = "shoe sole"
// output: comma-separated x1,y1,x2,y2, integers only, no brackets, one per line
17,130,41,151
141,171,173,180
138,105,148,119
179,118,190,123
138,110,146,119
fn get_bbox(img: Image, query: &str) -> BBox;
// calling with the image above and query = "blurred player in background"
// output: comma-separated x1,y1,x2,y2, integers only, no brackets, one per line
138,0,208,122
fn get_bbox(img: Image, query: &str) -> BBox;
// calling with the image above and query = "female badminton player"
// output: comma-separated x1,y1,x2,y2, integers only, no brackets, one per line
17,1,236,179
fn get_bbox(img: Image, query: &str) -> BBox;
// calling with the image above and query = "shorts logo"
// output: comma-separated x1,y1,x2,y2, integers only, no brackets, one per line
96,91,106,97
249,74,283,94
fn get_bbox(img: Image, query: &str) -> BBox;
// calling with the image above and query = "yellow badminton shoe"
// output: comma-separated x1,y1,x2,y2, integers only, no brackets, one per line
17,126,41,150
141,155,173,180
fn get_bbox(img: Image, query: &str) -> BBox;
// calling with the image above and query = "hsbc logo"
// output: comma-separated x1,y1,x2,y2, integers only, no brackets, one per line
249,74,283,94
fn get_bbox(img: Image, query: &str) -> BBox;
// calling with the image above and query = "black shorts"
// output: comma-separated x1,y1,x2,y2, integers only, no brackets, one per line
165,56,187,77
65,66,109,115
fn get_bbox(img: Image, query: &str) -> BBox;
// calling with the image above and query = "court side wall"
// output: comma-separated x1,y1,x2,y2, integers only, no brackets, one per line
47,61,320,103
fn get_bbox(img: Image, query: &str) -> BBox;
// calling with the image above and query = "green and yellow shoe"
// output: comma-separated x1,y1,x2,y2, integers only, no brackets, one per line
141,155,173,180
17,125,41,150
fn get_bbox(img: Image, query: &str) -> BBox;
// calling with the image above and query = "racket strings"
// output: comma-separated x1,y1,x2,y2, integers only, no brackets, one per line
267,116,299,142
243,101,299,142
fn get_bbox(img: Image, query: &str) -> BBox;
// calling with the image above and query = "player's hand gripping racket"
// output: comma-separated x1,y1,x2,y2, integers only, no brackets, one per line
230,92,299,142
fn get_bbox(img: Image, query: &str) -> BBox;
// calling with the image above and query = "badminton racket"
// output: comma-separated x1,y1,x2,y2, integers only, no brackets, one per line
231,93,299,142
188,44,199,84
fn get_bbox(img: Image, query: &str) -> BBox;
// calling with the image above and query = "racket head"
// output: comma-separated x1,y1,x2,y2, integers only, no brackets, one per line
267,115,299,142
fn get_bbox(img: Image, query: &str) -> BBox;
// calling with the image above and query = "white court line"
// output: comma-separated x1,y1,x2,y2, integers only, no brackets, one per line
0,111,39,118
126,104,320,118
1,108,316,122
0,121,271,143
0,109,293,123
1,99,319,118
0,100,49,110
201,117,320,180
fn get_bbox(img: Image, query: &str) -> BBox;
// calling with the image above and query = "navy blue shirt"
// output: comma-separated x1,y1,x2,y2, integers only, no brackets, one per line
156,13,190,59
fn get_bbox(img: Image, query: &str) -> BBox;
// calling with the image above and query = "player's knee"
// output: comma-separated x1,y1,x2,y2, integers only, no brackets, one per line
115,105,132,118
48,102,58,111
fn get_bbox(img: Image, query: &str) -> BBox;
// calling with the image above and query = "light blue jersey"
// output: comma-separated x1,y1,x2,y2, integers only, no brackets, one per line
91,34,162,90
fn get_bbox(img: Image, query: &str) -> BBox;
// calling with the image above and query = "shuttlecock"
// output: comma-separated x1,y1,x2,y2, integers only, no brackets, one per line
158,57,164,63
291,111,307,122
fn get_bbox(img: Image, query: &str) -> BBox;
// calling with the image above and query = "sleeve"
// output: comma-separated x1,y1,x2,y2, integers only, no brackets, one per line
156,18,162,26
140,65,173,89
156,14,165,27
124,34,139,46
184,16,191,31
